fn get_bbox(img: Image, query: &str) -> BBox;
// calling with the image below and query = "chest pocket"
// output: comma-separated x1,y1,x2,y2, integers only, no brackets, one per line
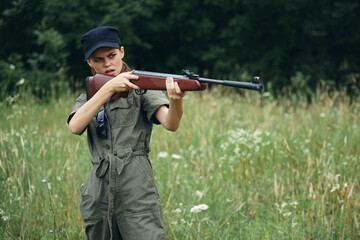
108,95,136,128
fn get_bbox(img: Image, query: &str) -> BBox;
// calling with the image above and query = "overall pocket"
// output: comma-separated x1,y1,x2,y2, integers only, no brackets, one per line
108,95,135,128
134,156,155,184
80,169,105,221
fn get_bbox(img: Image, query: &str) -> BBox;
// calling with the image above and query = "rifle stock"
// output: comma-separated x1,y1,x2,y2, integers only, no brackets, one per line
86,69,263,100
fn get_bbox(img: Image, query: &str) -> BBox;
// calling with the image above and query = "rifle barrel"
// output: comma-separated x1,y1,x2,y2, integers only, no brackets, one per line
199,78,263,91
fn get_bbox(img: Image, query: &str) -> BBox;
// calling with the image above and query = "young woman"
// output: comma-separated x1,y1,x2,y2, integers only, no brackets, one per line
68,26,185,240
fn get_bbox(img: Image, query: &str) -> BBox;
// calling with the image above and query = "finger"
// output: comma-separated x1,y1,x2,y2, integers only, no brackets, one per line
128,72,140,80
123,72,139,80
116,74,140,90
124,80,141,90
166,77,175,89
174,82,182,93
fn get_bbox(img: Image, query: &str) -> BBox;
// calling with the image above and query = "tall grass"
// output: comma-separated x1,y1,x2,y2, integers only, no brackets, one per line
0,89,359,239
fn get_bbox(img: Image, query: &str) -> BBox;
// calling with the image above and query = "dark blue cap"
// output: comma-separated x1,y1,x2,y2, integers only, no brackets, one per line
81,26,122,59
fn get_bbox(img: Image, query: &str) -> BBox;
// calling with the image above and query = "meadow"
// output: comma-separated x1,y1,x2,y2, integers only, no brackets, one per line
0,88,359,239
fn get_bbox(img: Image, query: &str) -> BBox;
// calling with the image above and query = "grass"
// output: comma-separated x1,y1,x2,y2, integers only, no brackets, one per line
0,89,359,239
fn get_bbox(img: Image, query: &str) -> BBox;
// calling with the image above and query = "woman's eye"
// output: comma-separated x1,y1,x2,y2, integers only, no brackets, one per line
109,53,116,58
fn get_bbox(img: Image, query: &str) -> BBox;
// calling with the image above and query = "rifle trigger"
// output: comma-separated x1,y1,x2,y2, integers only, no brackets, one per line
135,89,147,95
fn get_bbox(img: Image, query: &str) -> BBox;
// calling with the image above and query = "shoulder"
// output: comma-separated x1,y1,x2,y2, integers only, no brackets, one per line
75,93,87,102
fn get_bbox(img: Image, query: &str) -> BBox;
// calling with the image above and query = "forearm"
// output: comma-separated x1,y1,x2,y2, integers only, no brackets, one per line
68,85,114,134
165,98,183,131
156,98,183,132
156,77,185,131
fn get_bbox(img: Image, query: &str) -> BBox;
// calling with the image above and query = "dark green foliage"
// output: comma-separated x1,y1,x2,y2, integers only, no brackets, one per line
0,0,359,99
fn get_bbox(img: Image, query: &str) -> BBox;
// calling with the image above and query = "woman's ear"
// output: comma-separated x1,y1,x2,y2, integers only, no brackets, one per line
86,59,93,68
120,46,125,59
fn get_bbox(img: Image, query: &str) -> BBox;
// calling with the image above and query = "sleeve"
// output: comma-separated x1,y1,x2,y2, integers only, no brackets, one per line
141,90,169,125
67,93,87,125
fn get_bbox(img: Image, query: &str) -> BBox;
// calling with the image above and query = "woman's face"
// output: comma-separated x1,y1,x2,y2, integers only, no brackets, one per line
87,47,124,76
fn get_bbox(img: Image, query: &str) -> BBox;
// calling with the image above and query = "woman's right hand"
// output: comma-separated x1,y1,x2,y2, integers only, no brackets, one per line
105,71,141,94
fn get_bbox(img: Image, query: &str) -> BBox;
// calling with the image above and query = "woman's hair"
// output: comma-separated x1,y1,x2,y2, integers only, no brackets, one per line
91,67,96,76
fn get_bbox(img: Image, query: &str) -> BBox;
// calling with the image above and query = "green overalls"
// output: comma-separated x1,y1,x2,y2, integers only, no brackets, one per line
68,90,169,240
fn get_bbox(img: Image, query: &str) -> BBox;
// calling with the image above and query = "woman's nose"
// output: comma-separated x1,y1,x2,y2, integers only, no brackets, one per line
104,59,111,67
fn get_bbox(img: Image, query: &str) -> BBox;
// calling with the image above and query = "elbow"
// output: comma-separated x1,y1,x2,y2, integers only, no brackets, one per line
68,122,84,135
165,124,180,132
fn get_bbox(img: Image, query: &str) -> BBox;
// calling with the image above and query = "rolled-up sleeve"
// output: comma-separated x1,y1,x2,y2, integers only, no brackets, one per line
67,93,87,125
141,90,169,125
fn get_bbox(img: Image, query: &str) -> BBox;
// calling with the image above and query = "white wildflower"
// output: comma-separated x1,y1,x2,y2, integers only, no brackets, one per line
190,204,209,213
2,216,9,221
195,190,203,198
330,184,340,193
157,151,169,158
0,209,4,215
173,208,181,213
292,222,297,228
171,154,182,159
42,179,46,183
283,212,292,217
16,78,25,86
9,64,15,70
344,183,348,188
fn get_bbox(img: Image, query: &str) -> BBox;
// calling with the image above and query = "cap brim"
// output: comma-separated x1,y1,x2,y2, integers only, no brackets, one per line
85,42,120,59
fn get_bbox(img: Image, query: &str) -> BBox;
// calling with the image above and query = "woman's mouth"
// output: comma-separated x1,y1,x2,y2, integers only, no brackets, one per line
105,69,115,75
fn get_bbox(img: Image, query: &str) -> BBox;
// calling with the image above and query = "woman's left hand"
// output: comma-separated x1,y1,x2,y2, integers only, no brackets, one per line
166,77,186,100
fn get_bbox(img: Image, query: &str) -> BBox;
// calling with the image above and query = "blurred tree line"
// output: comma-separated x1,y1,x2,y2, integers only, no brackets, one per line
1,0,359,100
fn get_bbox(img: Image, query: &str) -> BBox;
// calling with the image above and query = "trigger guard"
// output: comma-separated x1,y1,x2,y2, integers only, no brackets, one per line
135,89,147,95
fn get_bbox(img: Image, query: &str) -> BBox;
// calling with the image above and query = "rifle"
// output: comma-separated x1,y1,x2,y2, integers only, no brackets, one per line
86,69,263,100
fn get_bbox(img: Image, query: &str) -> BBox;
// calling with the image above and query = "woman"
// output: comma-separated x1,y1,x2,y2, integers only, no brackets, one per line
68,26,185,240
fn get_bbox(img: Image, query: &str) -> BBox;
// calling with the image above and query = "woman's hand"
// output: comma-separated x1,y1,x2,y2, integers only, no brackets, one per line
105,71,141,94
166,77,186,100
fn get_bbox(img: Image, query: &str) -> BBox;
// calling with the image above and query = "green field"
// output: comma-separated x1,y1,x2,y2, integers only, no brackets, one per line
0,89,359,239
